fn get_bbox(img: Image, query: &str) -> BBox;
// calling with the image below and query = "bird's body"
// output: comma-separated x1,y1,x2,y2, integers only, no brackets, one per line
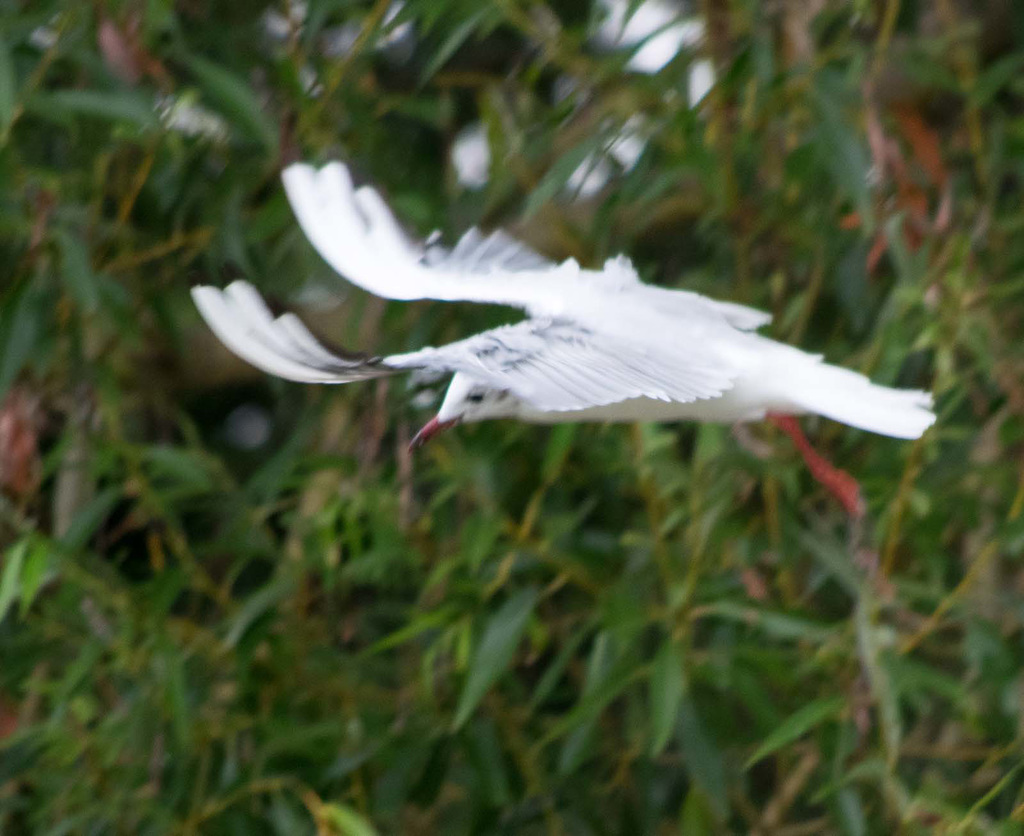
192,160,935,511
434,333,932,438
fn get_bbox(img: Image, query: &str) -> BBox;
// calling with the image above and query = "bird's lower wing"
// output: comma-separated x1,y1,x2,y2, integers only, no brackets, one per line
395,319,739,411
193,282,739,411
192,282,401,383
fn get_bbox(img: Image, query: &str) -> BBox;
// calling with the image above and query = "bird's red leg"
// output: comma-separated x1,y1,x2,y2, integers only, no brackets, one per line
767,413,865,519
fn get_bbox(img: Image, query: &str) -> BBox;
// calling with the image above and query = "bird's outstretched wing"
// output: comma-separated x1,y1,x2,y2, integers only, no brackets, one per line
192,282,399,383
398,319,736,410
282,161,771,330
282,162,569,313
193,282,738,410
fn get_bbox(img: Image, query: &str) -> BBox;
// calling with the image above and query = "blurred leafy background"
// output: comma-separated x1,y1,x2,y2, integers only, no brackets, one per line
1,0,1023,832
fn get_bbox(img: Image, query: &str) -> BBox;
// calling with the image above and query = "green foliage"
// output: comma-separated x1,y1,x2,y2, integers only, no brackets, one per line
0,0,1023,832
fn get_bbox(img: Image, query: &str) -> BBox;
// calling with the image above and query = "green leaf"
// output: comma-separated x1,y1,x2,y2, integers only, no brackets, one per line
811,73,873,230
699,600,837,643
527,626,590,713
142,445,217,494
59,487,122,552
678,697,728,817
0,34,16,141
678,787,720,835
19,540,54,617
0,537,50,623
463,718,512,805
973,52,1024,107
364,605,458,656
224,573,299,649
0,539,28,623
185,55,278,153
556,633,615,777
0,281,46,400
523,132,611,217
799,528,862,596
648,641,684,756
542,424,576,483
836,787,867,836
25,89,160,129
419,9,490,85
854,597,901,769
453,588,537,729
320,803,378,836
746,696,846,767
555,635,644,776
54,229,100,313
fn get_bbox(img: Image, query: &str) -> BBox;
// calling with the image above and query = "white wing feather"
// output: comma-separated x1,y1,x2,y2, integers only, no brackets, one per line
192,284,398,383
281,161,771,330
395,320,735,410
282,162,568,312
193,282,735,411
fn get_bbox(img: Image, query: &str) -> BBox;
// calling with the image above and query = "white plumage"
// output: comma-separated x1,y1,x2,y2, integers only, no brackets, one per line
192,161,935,450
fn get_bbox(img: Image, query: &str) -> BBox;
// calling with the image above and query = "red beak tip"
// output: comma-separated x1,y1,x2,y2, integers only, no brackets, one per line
409,416,455,451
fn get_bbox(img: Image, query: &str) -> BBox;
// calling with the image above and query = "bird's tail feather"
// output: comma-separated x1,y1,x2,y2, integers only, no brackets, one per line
777,349,935,440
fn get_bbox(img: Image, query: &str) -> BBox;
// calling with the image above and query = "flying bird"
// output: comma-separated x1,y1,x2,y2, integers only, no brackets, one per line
192,161,935,516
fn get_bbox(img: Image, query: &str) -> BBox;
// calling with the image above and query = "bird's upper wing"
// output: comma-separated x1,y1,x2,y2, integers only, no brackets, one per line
192,282,738,411
282,162,571,313
282,161,771,329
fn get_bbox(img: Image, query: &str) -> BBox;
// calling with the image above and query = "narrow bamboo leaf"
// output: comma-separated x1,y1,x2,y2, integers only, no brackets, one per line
557,724,593,778
58,487,122,552
836,787,867,836
26,89,159,129
142,445,217,493
542,424,576,483
364,606,458,656
854,597,901,768
18,540,54,617
0,539,28,623
973,52,1024,107
463,718,512,805
224,574,298,649
678,697,728,817
523,133,610,218
798,528,862,596
700,600,837,643
161,646,190,747
320,803,378,836
648,641,684,756
453,588,537,730
678,787,719,835
185,55,277,153
459,513,503,572
418,9,490,85
745,696,846,767
557,637,604,775
54,229,100,313
811,73,873,230
0,281,45,400
527,627,589,713
555,635,641,776
550,653,641,742
0,34,16,139
884,213,927,286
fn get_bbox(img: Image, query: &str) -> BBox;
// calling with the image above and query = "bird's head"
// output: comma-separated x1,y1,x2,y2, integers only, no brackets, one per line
410,373,517,449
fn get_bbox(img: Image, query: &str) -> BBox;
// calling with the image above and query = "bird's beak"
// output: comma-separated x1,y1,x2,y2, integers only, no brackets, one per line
409,415,458,450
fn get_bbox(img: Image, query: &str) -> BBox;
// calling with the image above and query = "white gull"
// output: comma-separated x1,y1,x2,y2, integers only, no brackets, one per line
192,162,935,514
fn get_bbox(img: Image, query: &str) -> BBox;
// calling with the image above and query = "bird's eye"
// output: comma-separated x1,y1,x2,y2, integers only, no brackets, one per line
467,393,485,404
